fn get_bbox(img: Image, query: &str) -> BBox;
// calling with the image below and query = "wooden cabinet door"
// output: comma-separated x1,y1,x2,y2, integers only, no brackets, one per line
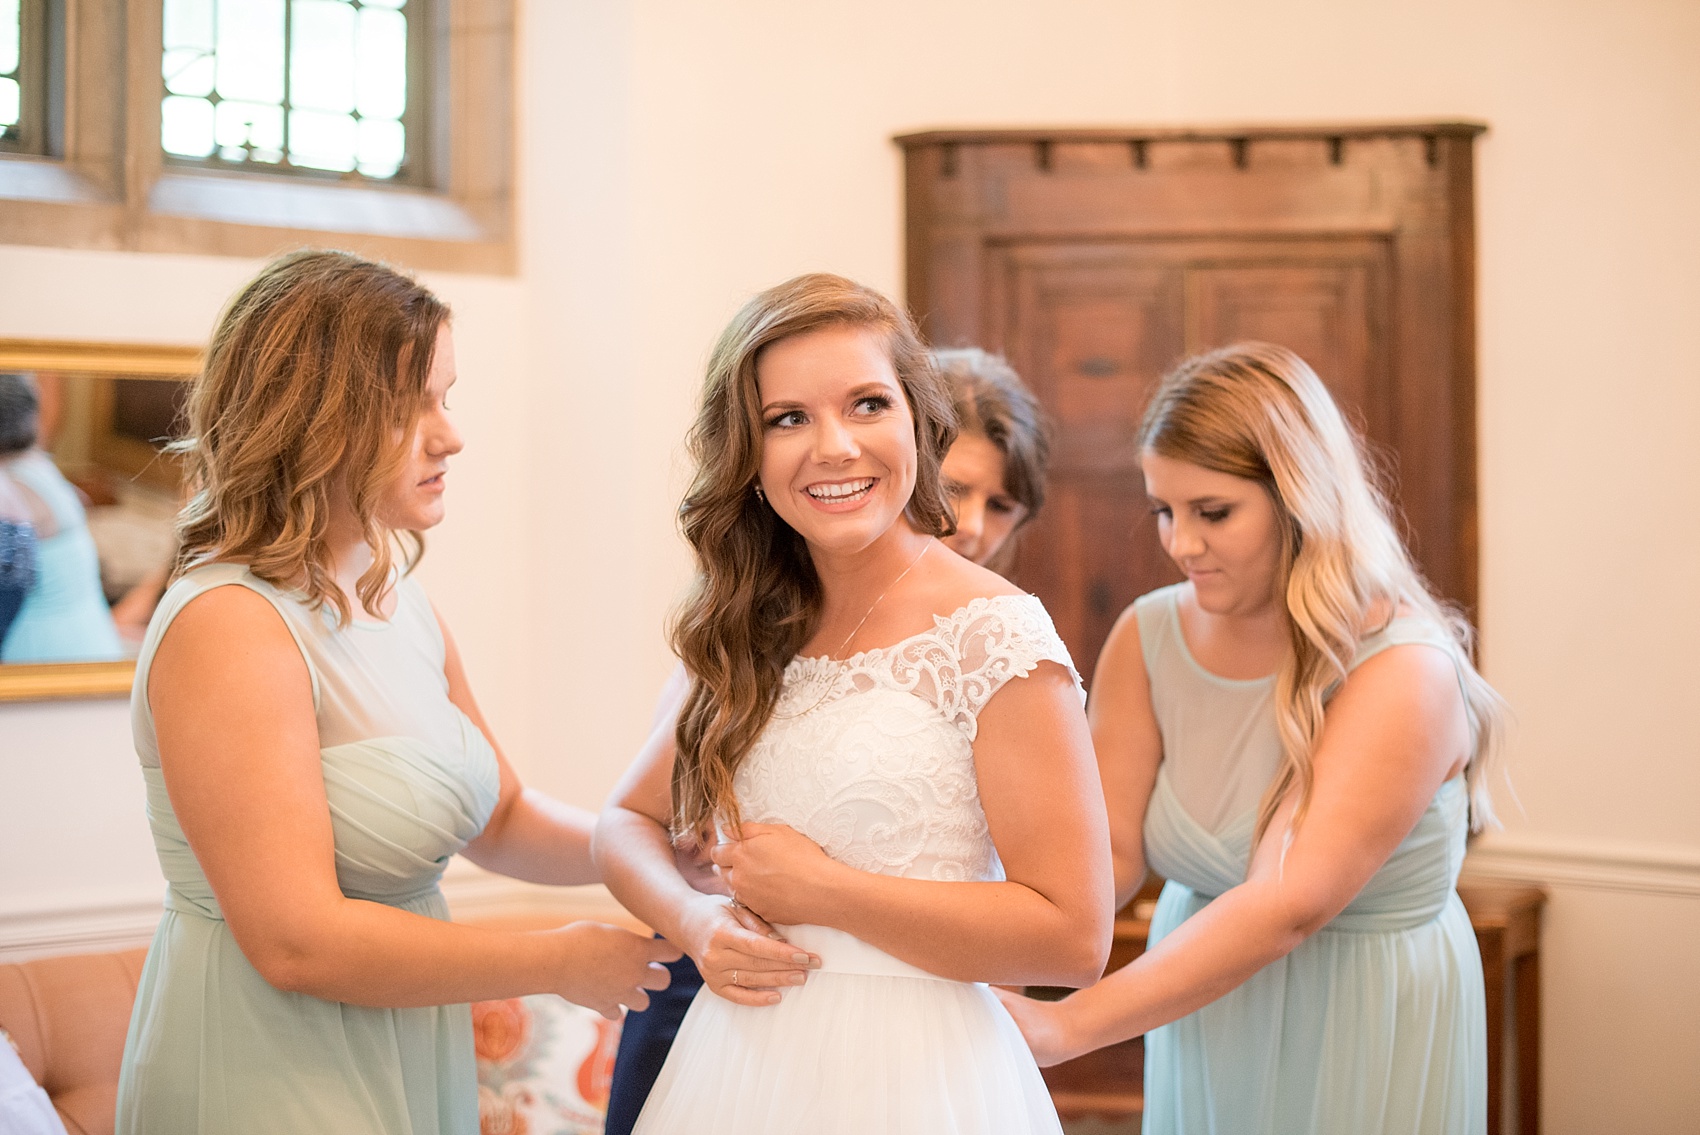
984,237,1393,682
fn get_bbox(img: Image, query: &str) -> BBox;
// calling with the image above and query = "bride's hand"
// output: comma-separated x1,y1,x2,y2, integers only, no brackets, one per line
991,986,1083,1068
677,892,819,1007
710,822,838,926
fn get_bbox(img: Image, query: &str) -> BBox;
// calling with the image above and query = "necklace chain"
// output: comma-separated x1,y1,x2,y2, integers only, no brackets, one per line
827,537,934,661
778,538,934,718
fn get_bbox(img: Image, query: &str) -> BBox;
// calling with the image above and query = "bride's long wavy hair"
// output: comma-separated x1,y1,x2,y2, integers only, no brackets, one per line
670,273,958,845
1139,342,1505,841
172,249,448,624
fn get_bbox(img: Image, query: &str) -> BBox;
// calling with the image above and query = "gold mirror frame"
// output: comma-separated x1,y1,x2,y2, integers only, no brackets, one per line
0,338,202,702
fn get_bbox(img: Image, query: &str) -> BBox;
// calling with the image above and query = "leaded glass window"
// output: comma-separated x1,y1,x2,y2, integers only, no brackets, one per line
161,0,423,181
0,0,46,154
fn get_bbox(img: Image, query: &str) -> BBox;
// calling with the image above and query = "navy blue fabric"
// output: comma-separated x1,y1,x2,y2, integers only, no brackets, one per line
0,518,36,649
604,947,704,1135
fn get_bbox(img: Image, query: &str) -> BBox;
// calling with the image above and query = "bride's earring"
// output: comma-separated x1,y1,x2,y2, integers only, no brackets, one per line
753,484,766,503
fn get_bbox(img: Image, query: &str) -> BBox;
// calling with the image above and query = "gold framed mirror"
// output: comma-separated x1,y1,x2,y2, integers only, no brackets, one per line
0,339,202,702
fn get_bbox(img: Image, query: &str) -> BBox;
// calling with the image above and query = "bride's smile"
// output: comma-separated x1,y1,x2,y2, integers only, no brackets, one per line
756,323,919,557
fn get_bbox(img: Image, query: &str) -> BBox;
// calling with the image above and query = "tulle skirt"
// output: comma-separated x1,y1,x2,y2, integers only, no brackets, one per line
633,926,1062,1135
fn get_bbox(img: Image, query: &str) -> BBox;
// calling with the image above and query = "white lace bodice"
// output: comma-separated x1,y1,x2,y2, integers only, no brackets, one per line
733,594,1080,884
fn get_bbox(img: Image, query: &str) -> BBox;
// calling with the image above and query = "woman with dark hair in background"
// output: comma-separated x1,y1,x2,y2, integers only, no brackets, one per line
117,250,676,1135
996,342,1502,1135
0,373,122,662
595,273,1110,1134
935,347,1049,573
602,344,1055,1135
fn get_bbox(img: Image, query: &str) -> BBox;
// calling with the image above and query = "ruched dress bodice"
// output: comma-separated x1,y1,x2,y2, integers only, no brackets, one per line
1134,584,1486,1135
118,564,499,1135
635,593,1084,1134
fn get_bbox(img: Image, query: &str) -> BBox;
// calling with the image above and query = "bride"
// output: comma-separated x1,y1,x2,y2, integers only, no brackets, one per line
594,273,1113,1134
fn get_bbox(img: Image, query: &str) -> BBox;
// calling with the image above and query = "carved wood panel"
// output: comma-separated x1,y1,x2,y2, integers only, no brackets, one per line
902,126,1479,680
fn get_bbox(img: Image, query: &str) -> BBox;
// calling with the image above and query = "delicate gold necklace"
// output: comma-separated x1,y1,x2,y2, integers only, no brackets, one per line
778,538,935,718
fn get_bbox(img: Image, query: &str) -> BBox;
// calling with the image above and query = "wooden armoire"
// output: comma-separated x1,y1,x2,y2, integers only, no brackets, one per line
898,124,1483,682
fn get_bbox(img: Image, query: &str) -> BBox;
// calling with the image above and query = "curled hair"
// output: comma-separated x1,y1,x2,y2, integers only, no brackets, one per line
934,348,1050,571
172,249,449,625
670,273,957,844
1139,342,1505,840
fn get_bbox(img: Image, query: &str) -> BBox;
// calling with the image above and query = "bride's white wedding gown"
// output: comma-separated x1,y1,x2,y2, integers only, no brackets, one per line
634,594,1078,1135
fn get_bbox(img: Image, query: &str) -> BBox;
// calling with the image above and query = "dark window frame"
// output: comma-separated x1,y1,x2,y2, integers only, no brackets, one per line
0,0,515,275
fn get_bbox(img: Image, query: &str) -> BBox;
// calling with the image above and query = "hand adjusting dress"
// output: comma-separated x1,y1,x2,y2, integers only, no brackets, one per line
1135,583,1487,1135
116,563,500,1135
634,593,1079,1135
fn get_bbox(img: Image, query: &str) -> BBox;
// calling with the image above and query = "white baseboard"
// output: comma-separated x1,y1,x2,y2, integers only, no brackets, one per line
1463,834,1700,898
7,836,1693,963
0,896,165,962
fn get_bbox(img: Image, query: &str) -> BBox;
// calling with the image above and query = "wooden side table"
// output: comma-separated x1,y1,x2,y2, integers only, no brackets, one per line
1458,881,1547,1135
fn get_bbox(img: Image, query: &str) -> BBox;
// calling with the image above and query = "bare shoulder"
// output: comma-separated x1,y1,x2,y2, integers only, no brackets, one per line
1334,640,1462,720
150,583,308,706
1090,601,1147,682
915,542,1027,614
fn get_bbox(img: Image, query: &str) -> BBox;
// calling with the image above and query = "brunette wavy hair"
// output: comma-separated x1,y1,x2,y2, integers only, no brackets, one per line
172,249,449,624
670,273,957,844
934,347,1050,572
1139,342,1505,840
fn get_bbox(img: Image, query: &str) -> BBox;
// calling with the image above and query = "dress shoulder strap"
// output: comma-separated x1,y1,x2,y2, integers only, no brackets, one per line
938,593,1082,741
1132,583,1184,676
132,565,323,766
1349,616,1459,672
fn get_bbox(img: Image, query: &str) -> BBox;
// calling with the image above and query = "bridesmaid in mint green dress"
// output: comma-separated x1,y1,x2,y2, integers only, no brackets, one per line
116,251,677,1135
997,343,1503,1134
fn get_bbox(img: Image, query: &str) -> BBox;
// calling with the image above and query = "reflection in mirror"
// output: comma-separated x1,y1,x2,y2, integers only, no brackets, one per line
0,341,199,700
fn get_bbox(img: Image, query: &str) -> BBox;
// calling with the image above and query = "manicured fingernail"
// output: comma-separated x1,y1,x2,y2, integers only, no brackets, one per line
766,993,782,1004
787,972,807,985
792,953,812,964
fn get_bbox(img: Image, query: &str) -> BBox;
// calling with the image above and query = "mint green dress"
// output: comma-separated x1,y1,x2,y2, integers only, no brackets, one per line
1134,584,1486,1135
117,563,500,1135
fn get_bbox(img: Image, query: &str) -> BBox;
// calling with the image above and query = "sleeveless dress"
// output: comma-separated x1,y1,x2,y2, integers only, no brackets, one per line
0,450,123,662
116,563,501,1135
634,593,1080,1135
1134,583,1487,1135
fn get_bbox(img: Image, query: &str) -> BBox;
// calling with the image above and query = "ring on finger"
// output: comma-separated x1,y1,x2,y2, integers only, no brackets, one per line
731,969,739,988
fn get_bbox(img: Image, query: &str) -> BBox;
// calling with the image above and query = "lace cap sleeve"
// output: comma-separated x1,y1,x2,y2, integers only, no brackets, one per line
938,594,1083,741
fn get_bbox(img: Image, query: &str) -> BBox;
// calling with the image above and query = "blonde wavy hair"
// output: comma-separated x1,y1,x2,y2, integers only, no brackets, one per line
670,273,958,846
172,249,449,624
1139,342,1504,839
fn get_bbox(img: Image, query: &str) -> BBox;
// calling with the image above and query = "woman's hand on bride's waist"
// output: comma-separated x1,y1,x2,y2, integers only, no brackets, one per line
677,891,821,1007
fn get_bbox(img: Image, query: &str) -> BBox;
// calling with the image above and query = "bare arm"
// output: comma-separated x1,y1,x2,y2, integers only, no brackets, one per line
443,608,596,885
149,586,677,1017
1090,605,1164,908
592,677,821,1008
713,662,1116,988
998,644,1470,1063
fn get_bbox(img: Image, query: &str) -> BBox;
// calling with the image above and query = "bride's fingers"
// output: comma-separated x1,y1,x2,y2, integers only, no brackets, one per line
714,980,784,1007
714,914,819,970
729,900,784,940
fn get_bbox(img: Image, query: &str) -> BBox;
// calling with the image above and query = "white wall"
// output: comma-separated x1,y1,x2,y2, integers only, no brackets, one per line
3,1,1696,1130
